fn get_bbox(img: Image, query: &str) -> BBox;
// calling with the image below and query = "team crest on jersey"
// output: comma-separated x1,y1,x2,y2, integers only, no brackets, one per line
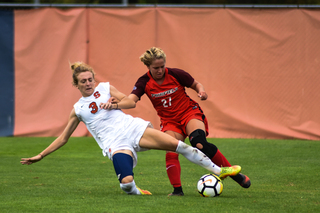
94,91,101,99
151,87,178,98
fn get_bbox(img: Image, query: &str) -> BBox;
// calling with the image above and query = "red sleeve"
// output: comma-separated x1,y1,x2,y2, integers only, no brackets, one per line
130,73,150,100
167,68,194,88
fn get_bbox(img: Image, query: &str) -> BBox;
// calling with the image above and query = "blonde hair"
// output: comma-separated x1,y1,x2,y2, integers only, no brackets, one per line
140,47,166,67
70,61,95,86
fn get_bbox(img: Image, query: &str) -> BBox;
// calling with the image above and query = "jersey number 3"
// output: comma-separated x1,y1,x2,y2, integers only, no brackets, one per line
89,102,98,114
89,91,101,114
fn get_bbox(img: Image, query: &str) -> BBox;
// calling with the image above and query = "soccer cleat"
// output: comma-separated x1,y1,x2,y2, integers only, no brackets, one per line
230,173,251,188
239,173,251,188
168,191,184,196
137,187,152,195
219,165,241,180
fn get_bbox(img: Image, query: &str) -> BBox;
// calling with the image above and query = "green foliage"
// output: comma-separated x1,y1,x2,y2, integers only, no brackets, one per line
1,137,319,212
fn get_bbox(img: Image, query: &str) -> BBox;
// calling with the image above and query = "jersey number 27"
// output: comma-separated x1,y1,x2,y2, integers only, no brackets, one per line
161,97,172,107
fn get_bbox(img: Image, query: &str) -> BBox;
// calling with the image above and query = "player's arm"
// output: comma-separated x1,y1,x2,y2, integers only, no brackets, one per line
20,109,80,165
100,85,136,110
105,93,139,110
128,93,139,103
190,80,208,100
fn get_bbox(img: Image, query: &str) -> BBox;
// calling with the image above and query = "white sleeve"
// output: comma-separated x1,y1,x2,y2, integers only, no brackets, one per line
73,103,82,121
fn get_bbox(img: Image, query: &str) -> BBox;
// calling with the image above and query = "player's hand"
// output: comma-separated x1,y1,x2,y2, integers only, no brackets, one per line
21,154,43,165
100,97,120,110
100,102,113,110
198,91,208,100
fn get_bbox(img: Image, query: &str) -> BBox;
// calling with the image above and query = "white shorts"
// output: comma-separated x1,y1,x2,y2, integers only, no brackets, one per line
102,114,153,168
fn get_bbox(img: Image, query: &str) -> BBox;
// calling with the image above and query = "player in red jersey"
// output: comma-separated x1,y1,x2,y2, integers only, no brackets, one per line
128,47,251,196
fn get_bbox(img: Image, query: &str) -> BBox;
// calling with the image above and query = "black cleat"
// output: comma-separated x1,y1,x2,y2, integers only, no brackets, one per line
231,173,251,188
168,191,184,196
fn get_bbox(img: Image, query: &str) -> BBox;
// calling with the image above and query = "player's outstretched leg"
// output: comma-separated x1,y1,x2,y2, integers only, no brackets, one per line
189,129,250,188
175,141,241,177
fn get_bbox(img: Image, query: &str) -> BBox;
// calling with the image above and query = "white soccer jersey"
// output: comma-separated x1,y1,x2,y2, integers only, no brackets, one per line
74,82,150,167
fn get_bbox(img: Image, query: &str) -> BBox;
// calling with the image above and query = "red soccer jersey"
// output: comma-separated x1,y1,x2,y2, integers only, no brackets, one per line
131,67,202,122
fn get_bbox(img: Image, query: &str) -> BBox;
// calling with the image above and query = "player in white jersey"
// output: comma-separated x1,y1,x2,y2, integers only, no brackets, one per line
21,61,241,195
73,82,150,167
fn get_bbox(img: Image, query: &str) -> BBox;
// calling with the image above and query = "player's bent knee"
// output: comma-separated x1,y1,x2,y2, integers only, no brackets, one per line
189,129,218,159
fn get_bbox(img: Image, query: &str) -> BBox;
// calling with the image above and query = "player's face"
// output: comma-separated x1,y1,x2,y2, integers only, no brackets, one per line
148,58,166,81
76,71,95,97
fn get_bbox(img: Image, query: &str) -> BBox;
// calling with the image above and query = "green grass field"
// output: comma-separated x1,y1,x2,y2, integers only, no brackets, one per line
1,137,319,213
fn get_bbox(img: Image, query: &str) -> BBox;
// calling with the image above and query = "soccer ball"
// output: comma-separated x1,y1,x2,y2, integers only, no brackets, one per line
197,174,223,197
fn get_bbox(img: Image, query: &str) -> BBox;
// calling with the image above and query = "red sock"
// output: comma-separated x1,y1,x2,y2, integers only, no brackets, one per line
211,149,232,167
166,152,181,187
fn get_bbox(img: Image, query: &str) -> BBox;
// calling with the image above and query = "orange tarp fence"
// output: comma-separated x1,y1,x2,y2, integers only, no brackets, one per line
14,8,320,140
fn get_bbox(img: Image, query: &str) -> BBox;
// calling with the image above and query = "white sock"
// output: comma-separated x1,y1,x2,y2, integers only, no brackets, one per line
175,140,221,175
120,180,141,195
